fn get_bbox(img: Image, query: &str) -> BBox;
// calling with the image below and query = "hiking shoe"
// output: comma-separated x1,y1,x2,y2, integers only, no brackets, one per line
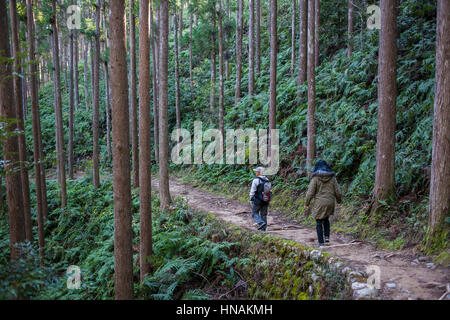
318,243,326,249
325,237,330,244
257,222,267,230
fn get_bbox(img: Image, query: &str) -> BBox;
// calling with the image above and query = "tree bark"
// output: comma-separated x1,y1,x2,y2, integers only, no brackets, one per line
189,5,193,95
138,0,152,281
150,2,159,163
290,0,296,76
51,0,67,207
248,0,254,96
348,0,354,57
234,0,243,105
314,0,319,66
158,0,171,210
306,0,316,173
210,10,216,112
104,61,112,162
83,38,90,109
9,0,32,242
74,32,80,110
218,1,224,137
129,0,139,189
92,0,101,188
0,0,25,260
110,0,133,300
269,0,277,142
374,0,397,201
297,0,307,96
174,10,181,133
26,0,45,259
255,0,261,74
68,28,75,179
428,0,450,242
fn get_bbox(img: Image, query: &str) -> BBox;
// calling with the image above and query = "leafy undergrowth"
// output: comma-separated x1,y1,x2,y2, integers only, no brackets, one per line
0,176,352,300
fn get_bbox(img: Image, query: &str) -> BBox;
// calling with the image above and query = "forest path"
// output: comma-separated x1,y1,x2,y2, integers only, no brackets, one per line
152,177,449,300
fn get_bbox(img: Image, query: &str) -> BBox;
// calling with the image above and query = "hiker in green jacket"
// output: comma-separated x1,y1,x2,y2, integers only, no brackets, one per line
304,160,342,248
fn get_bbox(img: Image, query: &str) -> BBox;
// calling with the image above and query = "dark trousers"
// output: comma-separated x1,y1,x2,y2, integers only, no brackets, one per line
316,217,330,244
251,203,268,231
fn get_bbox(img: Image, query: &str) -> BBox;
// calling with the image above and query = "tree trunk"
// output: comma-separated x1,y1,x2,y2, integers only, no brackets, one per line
255,0,261,74
151,2,159,163
9,0,32,242
348,0,353,57
248,0,254,96
234,0,243,105
174,10,181,133
92,1,101,188
51,0,67,208
26,0,45,259
158,0,171,210
210,10,216,112
138,0,152,281
0,0,25,260
83,38,90,109
314,0,319,66
129,0,139,189
68,28,75,179
306,0,316,173
110,0,133,300
74,32,80,110
269,0,277,147
290,0,296,76
104,61,112,162
428,0,450,243
298,0,307,96
189,6,193,95
374,0,397,201
218,1,224,137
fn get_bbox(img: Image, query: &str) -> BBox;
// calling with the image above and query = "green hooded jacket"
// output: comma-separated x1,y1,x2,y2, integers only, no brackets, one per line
305,170,342,220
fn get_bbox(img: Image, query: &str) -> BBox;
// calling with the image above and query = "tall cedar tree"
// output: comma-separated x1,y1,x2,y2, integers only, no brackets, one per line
130,0,139,189
151,2,159,163
139,0,152,280
218,0,224,136
248,0,254,96
51,0,67,207
110,0,134,299
9,0,32,241
158,0,172,210
428,0,450,244
92,0,101,188
0,0,25,260
374,0,397,201
26,0,46,259
306,0,316,172
68,25,75,179
297,0,307,96
174,10,181,133
234,0,243,105
269,0,277,155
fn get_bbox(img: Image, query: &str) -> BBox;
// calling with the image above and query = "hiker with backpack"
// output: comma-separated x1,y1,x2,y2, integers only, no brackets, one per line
304,160,342,248
249,167,272,231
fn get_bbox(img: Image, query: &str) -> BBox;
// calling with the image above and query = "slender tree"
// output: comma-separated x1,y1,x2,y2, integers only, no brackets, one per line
151,1,159,163
374,0,397,201
83,38,90,109
348,0,354,57
306,0,316,172
129,0,139,189
139,0,152,280
158,0,172,210
68,26,75,179
428,0,450,244
26,0,45,257
314,0,319,66
51,0,67,207
290,0,296,75
255,0,261,74
92,0,101,188
189,1,194,94
9,0,32,241
110,0,133,299
248,0,254,96
297,0,307,96
210,7,216,112
74,32,80,110
218,0,224,136
269,0,277,152
234,0,243,105
0,0,25,260
174,10,181,133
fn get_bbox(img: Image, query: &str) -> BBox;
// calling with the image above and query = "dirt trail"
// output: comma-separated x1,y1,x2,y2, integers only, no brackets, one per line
152,178,449,300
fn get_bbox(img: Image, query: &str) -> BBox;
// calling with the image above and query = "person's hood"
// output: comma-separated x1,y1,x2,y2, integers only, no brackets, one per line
257,175,269,182
310,170,335,182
